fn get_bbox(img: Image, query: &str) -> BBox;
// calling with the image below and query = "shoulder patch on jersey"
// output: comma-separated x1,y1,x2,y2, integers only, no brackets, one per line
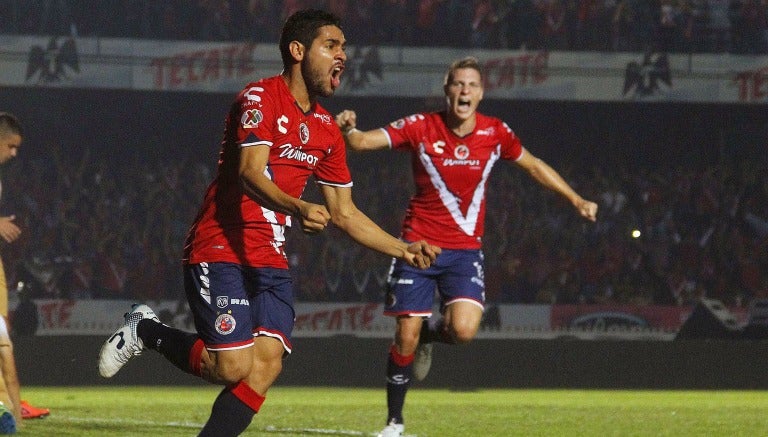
242,109,263,128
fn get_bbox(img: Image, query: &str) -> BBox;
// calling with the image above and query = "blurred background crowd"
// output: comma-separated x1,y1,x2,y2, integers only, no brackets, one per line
3,129,766,308
0,0,767,54
0,1,766,309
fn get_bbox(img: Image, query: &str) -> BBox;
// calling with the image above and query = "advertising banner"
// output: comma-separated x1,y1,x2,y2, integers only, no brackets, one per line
1,35,767,103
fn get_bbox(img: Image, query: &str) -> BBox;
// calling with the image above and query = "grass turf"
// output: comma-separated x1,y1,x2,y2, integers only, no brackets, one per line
18,386,768,436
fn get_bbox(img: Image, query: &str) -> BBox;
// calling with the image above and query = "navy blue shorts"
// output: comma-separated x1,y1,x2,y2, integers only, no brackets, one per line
383,248,486,317
184,262,295,354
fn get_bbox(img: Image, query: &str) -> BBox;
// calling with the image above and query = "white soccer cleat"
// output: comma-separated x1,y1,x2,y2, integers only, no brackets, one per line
98,304,159,378
377,420,404,437
412,343,433,381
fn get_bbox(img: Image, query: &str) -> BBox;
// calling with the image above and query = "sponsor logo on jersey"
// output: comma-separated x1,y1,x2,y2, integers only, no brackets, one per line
313,113,332,124
278,143,319,166
215,313,237,335
242,109,263,128
476,127,495,136
299,122,309,144
216,296,229,308
442,158,480,166
217,297,250,308
454,145,470,160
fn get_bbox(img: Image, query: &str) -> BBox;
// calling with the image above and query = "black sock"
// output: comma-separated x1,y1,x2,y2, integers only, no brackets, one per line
198,385,258,437
137,319,201,375
420,318,453,344
385,345,412,425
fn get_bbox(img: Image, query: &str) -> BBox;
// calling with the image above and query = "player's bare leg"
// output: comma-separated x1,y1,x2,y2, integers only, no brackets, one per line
442,300,484,344
414,301,483,381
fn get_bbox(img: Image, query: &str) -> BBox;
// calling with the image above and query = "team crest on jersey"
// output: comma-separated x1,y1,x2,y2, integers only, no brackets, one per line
215,313,236,335
242,109,263,128
299,122,309,144
216,296,229,308
454,145,470,160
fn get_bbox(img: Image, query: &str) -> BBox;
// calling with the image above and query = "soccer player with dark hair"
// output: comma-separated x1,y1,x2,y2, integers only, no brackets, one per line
97,9,439,436
336,56,598,437
0,112,50,432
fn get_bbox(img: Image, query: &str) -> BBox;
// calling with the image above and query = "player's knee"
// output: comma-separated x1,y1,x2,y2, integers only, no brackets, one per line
212,357,252,384
453,329,476,344
449,321,479,344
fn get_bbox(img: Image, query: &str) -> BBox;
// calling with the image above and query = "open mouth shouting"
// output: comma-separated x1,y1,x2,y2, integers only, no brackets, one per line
455,96,474,114
332,64,344,89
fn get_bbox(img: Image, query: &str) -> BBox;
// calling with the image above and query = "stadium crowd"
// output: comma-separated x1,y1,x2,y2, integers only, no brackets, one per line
3,137,766,309
0,0,767,54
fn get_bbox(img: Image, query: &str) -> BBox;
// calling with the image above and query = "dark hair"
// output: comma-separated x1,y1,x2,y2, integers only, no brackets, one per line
279,9,342,69
0,112,22,137
444,57,483,86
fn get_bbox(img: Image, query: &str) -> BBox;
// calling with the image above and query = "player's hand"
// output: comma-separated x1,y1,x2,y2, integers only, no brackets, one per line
403,240,441,269
0,215,21,243
335,109,357,133
576,199,598,222
298,202,331,235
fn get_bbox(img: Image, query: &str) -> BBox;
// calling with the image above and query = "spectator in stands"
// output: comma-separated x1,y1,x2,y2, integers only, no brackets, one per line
470,0,499,48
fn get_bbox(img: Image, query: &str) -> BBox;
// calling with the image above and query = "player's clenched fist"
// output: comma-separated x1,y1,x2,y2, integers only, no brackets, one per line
335,109,357,132
298,201,331,234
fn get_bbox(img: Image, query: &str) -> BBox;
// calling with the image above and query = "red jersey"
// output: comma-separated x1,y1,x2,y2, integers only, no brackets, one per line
383,111,523,250
184,75,352,268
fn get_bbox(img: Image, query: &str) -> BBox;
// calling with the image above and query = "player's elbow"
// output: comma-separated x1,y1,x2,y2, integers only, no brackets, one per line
346,131,385,152
346,138,369,152
329,208,356,229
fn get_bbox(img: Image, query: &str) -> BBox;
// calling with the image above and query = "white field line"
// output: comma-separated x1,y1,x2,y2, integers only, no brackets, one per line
58,416,418,436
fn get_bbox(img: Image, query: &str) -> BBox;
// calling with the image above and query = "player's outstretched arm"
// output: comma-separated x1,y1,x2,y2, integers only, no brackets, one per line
335,109,390,152
514,148,598,222
239,144,330,234
320,184,440,268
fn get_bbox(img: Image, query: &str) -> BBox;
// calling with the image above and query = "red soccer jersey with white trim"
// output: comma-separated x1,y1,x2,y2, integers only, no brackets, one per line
383,111,523,250
184,75,352,268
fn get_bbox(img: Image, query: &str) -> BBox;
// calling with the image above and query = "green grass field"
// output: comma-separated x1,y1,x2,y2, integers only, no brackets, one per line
17,386,768,436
